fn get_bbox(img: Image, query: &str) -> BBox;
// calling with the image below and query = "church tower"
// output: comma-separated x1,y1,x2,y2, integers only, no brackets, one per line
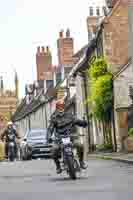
0,76,4,96
14,70,19,100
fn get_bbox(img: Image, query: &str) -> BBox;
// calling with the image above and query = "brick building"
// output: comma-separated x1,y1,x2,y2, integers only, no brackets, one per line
87,0,106,41
128,0,133,60
103,0,129,151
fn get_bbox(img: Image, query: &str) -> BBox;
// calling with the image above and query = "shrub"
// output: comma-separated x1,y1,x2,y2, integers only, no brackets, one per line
128,128,133,136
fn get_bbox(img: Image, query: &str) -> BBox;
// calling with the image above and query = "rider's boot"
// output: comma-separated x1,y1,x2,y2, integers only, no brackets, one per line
80,161,88,170
78,150,88,170
55,159,62,174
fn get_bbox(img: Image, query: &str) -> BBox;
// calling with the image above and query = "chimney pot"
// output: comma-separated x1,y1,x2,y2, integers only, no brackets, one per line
59,30,64,38
41,46,45,53
46,46,49,52
37,46,40,54
66,29,70,37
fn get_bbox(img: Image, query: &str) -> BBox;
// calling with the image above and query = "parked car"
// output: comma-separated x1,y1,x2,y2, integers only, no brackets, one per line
20,130,31,160
20,129,52,160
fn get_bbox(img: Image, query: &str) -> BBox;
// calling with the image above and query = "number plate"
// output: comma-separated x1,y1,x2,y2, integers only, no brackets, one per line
62,137,71,145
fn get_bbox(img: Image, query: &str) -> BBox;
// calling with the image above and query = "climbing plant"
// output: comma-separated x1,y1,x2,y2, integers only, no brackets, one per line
87,57,113,145
87,57,113,121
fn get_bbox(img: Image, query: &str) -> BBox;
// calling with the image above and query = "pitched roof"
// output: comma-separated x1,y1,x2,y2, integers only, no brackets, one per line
12,87,57,122
73,45,88,58
113,58,132,80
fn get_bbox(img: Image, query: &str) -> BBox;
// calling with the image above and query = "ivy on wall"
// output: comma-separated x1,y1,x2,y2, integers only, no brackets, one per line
87,57,113,122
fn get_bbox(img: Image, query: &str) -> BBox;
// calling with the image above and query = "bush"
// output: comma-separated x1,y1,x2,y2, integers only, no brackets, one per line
128,128,133,136
87,58,113,121
96,143,113,151
90,74,113,121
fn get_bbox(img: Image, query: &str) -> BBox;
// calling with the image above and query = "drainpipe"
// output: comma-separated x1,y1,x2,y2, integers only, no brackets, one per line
44,101,48,128
112,84,117,152
28,115,31,130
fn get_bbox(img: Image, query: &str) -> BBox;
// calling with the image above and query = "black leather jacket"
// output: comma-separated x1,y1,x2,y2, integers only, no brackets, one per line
47,111,87,139
1,127,20,143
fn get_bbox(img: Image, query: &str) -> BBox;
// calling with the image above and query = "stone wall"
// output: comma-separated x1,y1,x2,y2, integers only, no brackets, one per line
114,61,133,151
114,62,133,109
14,100,55,137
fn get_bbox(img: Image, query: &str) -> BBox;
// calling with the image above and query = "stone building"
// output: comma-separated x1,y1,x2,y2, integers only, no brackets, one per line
0,73,19,135
113,59,133,151
102,0,130,151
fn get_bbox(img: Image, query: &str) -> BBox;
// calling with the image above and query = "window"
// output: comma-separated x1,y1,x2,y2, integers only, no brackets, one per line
28,130,47,138
90,7,93,16
96,7,100,16
46,80,54,89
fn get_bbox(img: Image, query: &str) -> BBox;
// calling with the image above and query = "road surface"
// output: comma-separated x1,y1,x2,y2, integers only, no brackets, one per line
0,158,132,200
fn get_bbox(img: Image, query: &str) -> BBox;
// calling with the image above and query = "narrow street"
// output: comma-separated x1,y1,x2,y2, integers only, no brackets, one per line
0,159,133,200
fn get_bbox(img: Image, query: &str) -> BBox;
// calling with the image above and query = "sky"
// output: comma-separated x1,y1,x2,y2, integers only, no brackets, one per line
0,0,105,98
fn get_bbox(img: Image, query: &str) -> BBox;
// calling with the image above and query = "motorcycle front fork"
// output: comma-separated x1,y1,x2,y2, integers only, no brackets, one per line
61,157,81,173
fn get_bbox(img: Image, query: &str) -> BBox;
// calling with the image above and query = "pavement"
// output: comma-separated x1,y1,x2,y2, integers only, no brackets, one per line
88,152,133,164
0,158,133,199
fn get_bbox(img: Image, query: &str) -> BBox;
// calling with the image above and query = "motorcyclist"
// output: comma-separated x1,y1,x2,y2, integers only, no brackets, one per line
47,99,88,174
1,121,20,159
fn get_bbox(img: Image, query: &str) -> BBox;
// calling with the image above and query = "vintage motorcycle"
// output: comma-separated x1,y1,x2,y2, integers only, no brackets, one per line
60,134,81,180
7,133,16,162
53,132,81,180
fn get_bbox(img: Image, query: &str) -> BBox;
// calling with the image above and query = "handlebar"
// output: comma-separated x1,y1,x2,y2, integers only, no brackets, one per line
49,134,85,142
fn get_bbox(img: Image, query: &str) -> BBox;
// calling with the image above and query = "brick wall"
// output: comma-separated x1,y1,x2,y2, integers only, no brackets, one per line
57,29,74,66
103,0,128,72
87,16,99,41
128,0,133,59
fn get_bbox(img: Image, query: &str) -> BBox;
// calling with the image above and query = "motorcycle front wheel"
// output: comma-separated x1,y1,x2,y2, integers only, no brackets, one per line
66,156,76,180
8,147,15,162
